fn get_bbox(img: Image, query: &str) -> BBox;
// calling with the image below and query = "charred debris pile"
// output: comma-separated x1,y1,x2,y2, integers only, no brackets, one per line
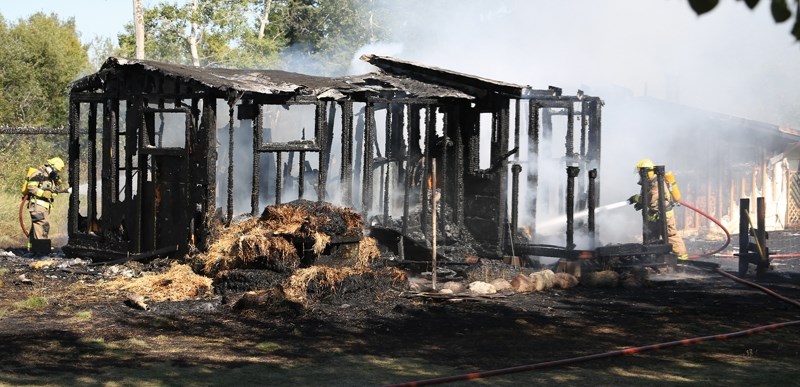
179,200,589,309
194,199,407,307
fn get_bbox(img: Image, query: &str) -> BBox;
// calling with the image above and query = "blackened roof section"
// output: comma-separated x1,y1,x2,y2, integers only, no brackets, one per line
71,57,475,101
360,54,550,99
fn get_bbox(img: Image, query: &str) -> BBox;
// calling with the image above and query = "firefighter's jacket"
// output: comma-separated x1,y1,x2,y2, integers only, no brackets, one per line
642,177,675,220
26,168,60,210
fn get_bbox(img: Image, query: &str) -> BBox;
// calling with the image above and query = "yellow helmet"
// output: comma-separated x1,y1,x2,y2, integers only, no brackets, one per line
47,157,65,172
635,159,655,179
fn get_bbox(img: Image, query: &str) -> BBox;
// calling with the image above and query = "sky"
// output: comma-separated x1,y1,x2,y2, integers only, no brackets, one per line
0,0,149,43
4,0,800,245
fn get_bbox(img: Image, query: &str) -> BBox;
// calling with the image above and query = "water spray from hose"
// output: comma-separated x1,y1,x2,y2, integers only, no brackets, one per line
537,200,628,231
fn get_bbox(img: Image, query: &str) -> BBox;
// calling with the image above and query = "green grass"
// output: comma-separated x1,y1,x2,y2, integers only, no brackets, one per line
15,296,48,309
255,341,282,352
74,310,92,320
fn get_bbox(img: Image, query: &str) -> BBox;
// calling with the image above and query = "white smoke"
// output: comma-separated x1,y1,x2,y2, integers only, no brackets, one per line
354,0,800,246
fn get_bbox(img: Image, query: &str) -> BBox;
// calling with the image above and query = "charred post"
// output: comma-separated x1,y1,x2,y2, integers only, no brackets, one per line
566,165,580,254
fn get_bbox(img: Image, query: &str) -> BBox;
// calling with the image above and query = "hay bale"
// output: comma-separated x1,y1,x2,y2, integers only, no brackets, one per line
105,263,213,302
529,273,546,292
491,278,512,292
553,272,579,289
356,237,381,269
260,200,364,239
540,269,556,289
468,281,497,295
580,270,619,288
442,281,465,294
198,201,366,274
283,266,402,304
510,273,533,293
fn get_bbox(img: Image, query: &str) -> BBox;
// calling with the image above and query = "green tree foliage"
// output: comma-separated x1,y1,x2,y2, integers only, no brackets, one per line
117,0,387,74
266,0,386,74
119,1,256,66
0,13,90,193
689,0,800,40
0,13,90,127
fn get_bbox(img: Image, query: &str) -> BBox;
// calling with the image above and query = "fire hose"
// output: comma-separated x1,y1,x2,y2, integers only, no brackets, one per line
679,201,800,260
387,202,800,386
678,200,731,259
387,265,800,387
19,194,29,238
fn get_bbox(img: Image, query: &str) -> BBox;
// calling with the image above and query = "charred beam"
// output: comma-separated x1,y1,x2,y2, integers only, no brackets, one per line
527,102,541,238
588,168,597,249
68,101,80,236
340,100,354,206
362,101,375,216
251,104,262,216
566,165,580,256
226,104,235,225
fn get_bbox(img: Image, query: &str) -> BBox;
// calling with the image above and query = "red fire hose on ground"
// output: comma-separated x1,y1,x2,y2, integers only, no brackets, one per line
678,200,730,259
19,194,29,238
386,201,800,387
387,270,800,387
679,200,800,260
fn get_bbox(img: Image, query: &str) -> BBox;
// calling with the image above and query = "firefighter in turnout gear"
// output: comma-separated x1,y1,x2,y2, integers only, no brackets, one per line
23,157,71,251
627,159,688,260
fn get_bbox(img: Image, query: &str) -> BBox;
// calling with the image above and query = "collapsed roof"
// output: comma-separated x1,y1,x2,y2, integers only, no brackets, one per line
70,55,549,102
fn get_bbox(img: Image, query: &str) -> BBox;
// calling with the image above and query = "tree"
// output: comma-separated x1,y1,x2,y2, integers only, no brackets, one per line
688,0,800,40
117,0,387,74
0,13,90,128
264,0,386,74
0,13,90,192
118,0,264,67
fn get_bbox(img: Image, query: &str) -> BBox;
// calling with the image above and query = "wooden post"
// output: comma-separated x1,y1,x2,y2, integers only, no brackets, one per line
431,159,437,291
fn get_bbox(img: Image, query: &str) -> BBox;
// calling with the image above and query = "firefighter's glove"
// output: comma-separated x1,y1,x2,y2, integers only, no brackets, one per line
647,212,659,222
628,194,643,211
57,187,72,194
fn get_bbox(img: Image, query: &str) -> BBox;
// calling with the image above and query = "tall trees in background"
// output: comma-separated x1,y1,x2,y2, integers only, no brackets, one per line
0,13,90,191
0,13,90,128
117,0,387,75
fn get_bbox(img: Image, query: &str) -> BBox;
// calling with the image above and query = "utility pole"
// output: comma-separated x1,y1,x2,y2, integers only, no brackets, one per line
133,0,145,59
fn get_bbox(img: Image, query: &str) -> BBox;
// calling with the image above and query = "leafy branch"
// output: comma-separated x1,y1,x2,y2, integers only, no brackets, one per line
689,0,800,40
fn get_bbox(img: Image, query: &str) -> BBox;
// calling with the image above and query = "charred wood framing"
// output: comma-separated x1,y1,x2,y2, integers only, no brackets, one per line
566,165,580,255
63,56,604,262
340,100,354,206
588,168,598,249
251,104,262,216
528,102,540,238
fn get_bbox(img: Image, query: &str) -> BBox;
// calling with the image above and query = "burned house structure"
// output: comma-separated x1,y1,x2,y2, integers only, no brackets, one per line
62,55,603,262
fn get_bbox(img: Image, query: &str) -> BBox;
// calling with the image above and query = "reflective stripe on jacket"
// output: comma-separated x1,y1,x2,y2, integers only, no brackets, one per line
30,197,52,209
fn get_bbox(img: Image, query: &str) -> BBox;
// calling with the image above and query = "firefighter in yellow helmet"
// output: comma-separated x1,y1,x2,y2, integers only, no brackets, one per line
627,159,688,260
23,157,71,252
